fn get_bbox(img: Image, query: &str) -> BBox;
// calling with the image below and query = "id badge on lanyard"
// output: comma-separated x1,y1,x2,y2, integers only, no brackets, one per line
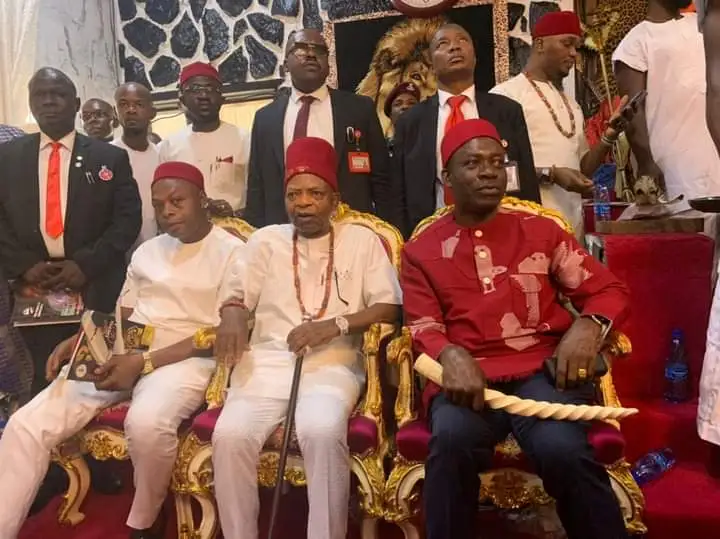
500,138,519,192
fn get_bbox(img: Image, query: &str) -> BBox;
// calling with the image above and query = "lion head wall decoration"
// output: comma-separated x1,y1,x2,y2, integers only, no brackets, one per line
356,16,447,137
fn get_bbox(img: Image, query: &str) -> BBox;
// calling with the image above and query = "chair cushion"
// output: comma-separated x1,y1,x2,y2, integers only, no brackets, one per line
191,407,378,455
88,400,195,433
89,401,132,430
396,419,625,467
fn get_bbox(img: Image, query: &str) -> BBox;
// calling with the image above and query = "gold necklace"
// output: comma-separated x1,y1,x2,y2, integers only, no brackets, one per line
523,73,577,139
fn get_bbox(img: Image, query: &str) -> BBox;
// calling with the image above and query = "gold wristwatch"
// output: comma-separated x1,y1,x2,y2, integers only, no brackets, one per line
141,351,155,376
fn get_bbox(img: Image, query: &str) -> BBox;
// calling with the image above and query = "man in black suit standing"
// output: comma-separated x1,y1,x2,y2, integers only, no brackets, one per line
394,23,541,236
0,68,141,395
244,28,404,231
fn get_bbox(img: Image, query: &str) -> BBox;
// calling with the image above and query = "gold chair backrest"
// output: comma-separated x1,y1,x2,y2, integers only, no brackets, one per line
333,202,403,271
211,216,256,242
410,196,574,240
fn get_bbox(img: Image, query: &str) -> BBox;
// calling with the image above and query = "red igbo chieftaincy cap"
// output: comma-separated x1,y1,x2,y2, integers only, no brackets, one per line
285,137,338,191
179,61,221,87
152,161,205,191
441,119,503,168
384,82,421,118
532,11,582,39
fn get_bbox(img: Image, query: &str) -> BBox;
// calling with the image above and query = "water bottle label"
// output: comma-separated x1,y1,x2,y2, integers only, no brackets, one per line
665,365,688,381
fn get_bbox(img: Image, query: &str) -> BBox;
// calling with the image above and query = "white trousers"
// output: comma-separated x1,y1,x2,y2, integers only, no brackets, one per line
0,357,215,538
212,391,354,539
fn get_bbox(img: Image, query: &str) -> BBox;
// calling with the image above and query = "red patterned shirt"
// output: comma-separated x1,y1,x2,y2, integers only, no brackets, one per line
401,209,630,410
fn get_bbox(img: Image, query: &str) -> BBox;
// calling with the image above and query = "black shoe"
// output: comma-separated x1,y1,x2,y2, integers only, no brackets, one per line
129,529,161,539
87,457,124,495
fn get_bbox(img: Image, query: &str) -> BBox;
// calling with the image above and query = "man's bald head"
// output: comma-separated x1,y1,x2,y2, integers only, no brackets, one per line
28,67,80,140
28,67,77,97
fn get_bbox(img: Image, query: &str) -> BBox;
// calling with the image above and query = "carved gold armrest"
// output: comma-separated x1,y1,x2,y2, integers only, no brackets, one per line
359,322,395,424
386,327,417,429
192,328,227,409
603,329,632,359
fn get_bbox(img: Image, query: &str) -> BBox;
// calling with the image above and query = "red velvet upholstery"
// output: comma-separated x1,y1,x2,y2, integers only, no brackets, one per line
89,402,132,430
190,407,378,456
395,419,625,467
602,233,713,401
88,401,193,433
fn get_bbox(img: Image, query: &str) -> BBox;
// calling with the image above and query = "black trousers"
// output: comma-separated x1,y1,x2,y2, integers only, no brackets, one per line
19,323,79,396
423,373,628,539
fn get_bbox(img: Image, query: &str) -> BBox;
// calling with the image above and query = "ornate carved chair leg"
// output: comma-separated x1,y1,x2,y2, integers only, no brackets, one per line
607,459,647,535
397,521,421,539
53,451,91,526
192,493,219,539
174,492,195,539
360,516,379,539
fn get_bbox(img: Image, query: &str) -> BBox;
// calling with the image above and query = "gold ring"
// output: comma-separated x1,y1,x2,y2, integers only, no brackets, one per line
577,368,588,380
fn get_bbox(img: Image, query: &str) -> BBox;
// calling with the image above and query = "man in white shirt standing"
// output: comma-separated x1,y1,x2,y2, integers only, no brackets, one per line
613,0,720,208
158,62,250,216
212,136,402,539
112,82,160,248
0,161,248,539
492,11,631,235
698,0,720,154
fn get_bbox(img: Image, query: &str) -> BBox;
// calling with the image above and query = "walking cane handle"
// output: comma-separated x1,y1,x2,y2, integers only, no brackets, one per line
414,353,638,421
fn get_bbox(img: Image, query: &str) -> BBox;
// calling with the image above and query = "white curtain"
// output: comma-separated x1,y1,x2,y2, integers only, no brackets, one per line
0,0,40,128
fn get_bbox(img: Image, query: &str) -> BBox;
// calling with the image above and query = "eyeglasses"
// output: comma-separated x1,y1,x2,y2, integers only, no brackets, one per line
81,111,111,121
182,84,222,95
290,43,329,59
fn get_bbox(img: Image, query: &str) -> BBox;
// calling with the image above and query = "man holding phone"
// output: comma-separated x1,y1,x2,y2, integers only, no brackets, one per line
401,119,631,539
492,11,634,236
614,0,720,209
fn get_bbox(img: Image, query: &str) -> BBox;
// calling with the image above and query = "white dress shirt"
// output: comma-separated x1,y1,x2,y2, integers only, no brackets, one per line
435,85,479,209
283,85,335,156
38,131,76,259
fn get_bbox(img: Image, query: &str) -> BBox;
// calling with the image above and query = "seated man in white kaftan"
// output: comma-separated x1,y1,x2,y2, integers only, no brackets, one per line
0,162,246,539
212,136,402,539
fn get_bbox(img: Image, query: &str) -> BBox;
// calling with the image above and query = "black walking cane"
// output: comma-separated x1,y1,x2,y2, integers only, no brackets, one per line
266,347,306,539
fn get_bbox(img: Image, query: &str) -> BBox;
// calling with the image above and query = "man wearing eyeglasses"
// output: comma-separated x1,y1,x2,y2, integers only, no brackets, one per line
244,28,404,232
81,98,118,142
158,62,250,216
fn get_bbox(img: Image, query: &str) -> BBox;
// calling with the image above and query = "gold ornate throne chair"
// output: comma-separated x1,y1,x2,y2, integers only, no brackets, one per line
383,197,646,538
172,203,403,539
50,216,255,527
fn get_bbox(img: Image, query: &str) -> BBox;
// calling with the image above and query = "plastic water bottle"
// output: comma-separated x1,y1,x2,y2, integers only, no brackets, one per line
631,448,676,486
664,329,690,403
593,185,612,223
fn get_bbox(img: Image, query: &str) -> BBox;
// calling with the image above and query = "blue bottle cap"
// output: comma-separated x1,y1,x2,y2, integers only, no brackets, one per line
671,329,684,340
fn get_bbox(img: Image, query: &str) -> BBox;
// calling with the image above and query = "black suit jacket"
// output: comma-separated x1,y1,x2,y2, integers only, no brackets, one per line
244,88,404,230
0,133,142,312
393,92,541,237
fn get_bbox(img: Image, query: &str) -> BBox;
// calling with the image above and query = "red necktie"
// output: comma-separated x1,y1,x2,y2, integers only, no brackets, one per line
293,95,316,141
46,142,63,238
443,95,468,206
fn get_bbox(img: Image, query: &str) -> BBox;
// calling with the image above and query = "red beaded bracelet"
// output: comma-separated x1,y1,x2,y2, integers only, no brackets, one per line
219,298,248,316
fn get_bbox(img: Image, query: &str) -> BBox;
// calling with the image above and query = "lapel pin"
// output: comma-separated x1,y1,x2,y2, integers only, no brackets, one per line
98,165,113,182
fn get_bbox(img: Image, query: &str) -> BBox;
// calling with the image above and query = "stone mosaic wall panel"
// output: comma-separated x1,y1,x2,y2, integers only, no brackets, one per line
115,0,569,92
